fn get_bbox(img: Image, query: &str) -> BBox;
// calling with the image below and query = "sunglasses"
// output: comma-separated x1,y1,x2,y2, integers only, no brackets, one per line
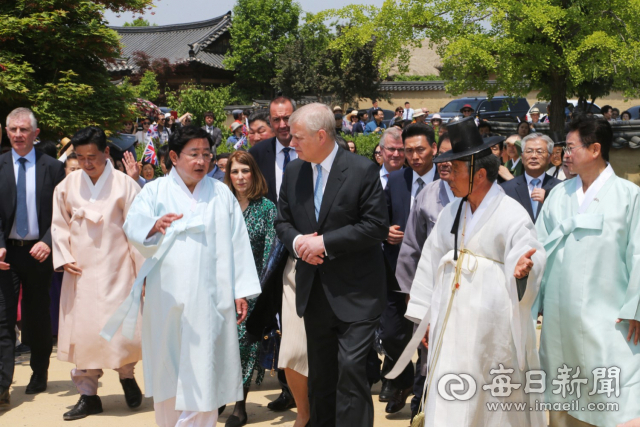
374,151,382,155
462,109,473,113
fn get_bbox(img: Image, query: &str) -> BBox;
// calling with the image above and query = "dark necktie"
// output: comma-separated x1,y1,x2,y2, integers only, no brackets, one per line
282,147,291,174
16,157,29,238
416,177,426,198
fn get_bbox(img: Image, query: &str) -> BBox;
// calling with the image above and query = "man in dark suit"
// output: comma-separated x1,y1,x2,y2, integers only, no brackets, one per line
201,111,222,149
276,103,389,427
501,133,561,223
381,124,438,413
249,97,298,205
248,96,299,412
0,108,65,406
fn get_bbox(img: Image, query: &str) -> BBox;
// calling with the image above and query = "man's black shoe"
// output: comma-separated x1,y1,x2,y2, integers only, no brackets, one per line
63,395,103,421
15,343,31,355
119,378,142,409
225,409,247,427
385,386,413,414
25,373,47,394
0,388,9,409
378,380,395,402
267,388,296,411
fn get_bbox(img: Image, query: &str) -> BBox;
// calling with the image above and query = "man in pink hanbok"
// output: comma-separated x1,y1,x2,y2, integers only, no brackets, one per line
52,127,144,421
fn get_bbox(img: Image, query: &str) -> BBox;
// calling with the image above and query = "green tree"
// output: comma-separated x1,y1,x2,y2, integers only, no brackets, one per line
322,0,640,135
272,15,386,105
123,17,156,26
225,0,301,96
0,0,152,138
165,84,237,130
135,70,160,103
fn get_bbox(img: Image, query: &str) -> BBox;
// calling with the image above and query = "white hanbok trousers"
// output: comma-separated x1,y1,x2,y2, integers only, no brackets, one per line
154,397,218,427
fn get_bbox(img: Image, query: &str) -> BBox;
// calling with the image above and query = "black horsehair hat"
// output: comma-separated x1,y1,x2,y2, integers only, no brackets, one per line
434,117,504,163
436,117,505,261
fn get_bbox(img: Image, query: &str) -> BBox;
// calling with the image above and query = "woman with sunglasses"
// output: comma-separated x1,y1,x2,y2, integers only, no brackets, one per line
372,143,383,166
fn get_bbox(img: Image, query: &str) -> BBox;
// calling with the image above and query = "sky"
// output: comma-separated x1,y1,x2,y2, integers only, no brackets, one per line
104,0,386,26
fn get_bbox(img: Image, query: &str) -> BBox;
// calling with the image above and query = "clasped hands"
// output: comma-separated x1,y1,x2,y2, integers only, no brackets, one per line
295,232,325,265
0,242,51,271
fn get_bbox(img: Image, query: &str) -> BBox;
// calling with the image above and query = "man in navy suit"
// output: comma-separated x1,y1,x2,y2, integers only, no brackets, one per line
380,124,438,413
0,108,65,406
501,133,561,223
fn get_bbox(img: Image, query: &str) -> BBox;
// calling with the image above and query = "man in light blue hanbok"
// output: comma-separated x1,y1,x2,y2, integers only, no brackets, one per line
536,116,640,427
101,126,261,427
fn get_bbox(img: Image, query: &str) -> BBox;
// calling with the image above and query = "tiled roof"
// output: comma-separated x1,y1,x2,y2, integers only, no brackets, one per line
108,12,231,72
380,80,499,91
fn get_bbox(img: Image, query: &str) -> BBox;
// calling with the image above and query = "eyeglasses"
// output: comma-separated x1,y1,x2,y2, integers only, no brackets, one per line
562,145,586,155
143,122,151,125
384,146,405,154
523,149,548,156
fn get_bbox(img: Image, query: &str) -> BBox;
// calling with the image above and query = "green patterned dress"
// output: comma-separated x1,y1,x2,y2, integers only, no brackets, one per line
239,197,276,387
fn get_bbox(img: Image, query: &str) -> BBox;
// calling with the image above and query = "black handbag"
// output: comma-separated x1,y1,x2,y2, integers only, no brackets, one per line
260,327,281,376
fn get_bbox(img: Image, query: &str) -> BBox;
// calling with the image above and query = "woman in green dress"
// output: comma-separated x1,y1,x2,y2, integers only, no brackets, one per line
224,150,276,427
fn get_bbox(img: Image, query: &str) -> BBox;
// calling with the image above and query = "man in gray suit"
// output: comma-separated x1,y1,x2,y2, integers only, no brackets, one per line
394,134,456,422
201,111,222,149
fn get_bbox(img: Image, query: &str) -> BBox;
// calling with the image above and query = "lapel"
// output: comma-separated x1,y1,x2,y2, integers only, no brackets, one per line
35,150,46,217
438,179,450,207
401,167,413,215
317,149,348,227
265,138,277,192
1,153,16,216
299,162,317,229
514,175,535,220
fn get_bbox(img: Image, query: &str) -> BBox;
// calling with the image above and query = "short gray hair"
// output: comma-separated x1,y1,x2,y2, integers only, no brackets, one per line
522,133,554,154
288,103,336,141
379,127,402,148
7,107,38,130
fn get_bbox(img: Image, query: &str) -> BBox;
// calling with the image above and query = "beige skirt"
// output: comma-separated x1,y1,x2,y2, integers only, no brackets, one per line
277,256,309,376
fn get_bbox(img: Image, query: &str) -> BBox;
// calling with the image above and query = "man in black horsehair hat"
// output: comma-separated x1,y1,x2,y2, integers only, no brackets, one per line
392,116,548,427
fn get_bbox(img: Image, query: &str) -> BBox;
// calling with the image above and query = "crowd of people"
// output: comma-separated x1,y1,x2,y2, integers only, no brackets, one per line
0,97,639,427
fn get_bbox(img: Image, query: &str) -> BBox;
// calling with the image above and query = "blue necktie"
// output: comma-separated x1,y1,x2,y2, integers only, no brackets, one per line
530,178,541,217
314,164,323,220
16,157,29,238
282,147,291,174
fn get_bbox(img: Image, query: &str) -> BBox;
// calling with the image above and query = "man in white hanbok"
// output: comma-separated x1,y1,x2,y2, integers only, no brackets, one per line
398,117,547,427
101,126,261,427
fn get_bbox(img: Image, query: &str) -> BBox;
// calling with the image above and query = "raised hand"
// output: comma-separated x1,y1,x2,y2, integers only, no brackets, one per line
123,151,141,182
514,248,536,279
147,213,184,238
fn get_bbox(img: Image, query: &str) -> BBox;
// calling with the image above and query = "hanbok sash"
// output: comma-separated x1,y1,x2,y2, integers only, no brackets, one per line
542,213,604,258
100,215,206,341
70,207,103,224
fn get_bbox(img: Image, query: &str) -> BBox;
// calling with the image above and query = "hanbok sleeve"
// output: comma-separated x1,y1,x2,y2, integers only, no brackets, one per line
405,210,446,324
122,178,145,273
504,212,546,370
51,184,75,271
123,182,165,259
229,191,261,300
619,189,640,321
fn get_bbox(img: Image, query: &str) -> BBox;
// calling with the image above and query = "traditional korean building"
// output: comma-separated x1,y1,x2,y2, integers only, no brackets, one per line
107,12,234,86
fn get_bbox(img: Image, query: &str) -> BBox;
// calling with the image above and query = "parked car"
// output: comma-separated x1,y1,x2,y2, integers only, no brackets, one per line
620,105,640,120
525,100,601,122
429,96,530,124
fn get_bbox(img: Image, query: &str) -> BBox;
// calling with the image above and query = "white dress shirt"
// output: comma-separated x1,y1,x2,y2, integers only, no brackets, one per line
275,138,298,200
9,148,40,240
524,172,544,196
411,166,437,209
292,143,339,257
379,164,391,189
403,108,415,121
